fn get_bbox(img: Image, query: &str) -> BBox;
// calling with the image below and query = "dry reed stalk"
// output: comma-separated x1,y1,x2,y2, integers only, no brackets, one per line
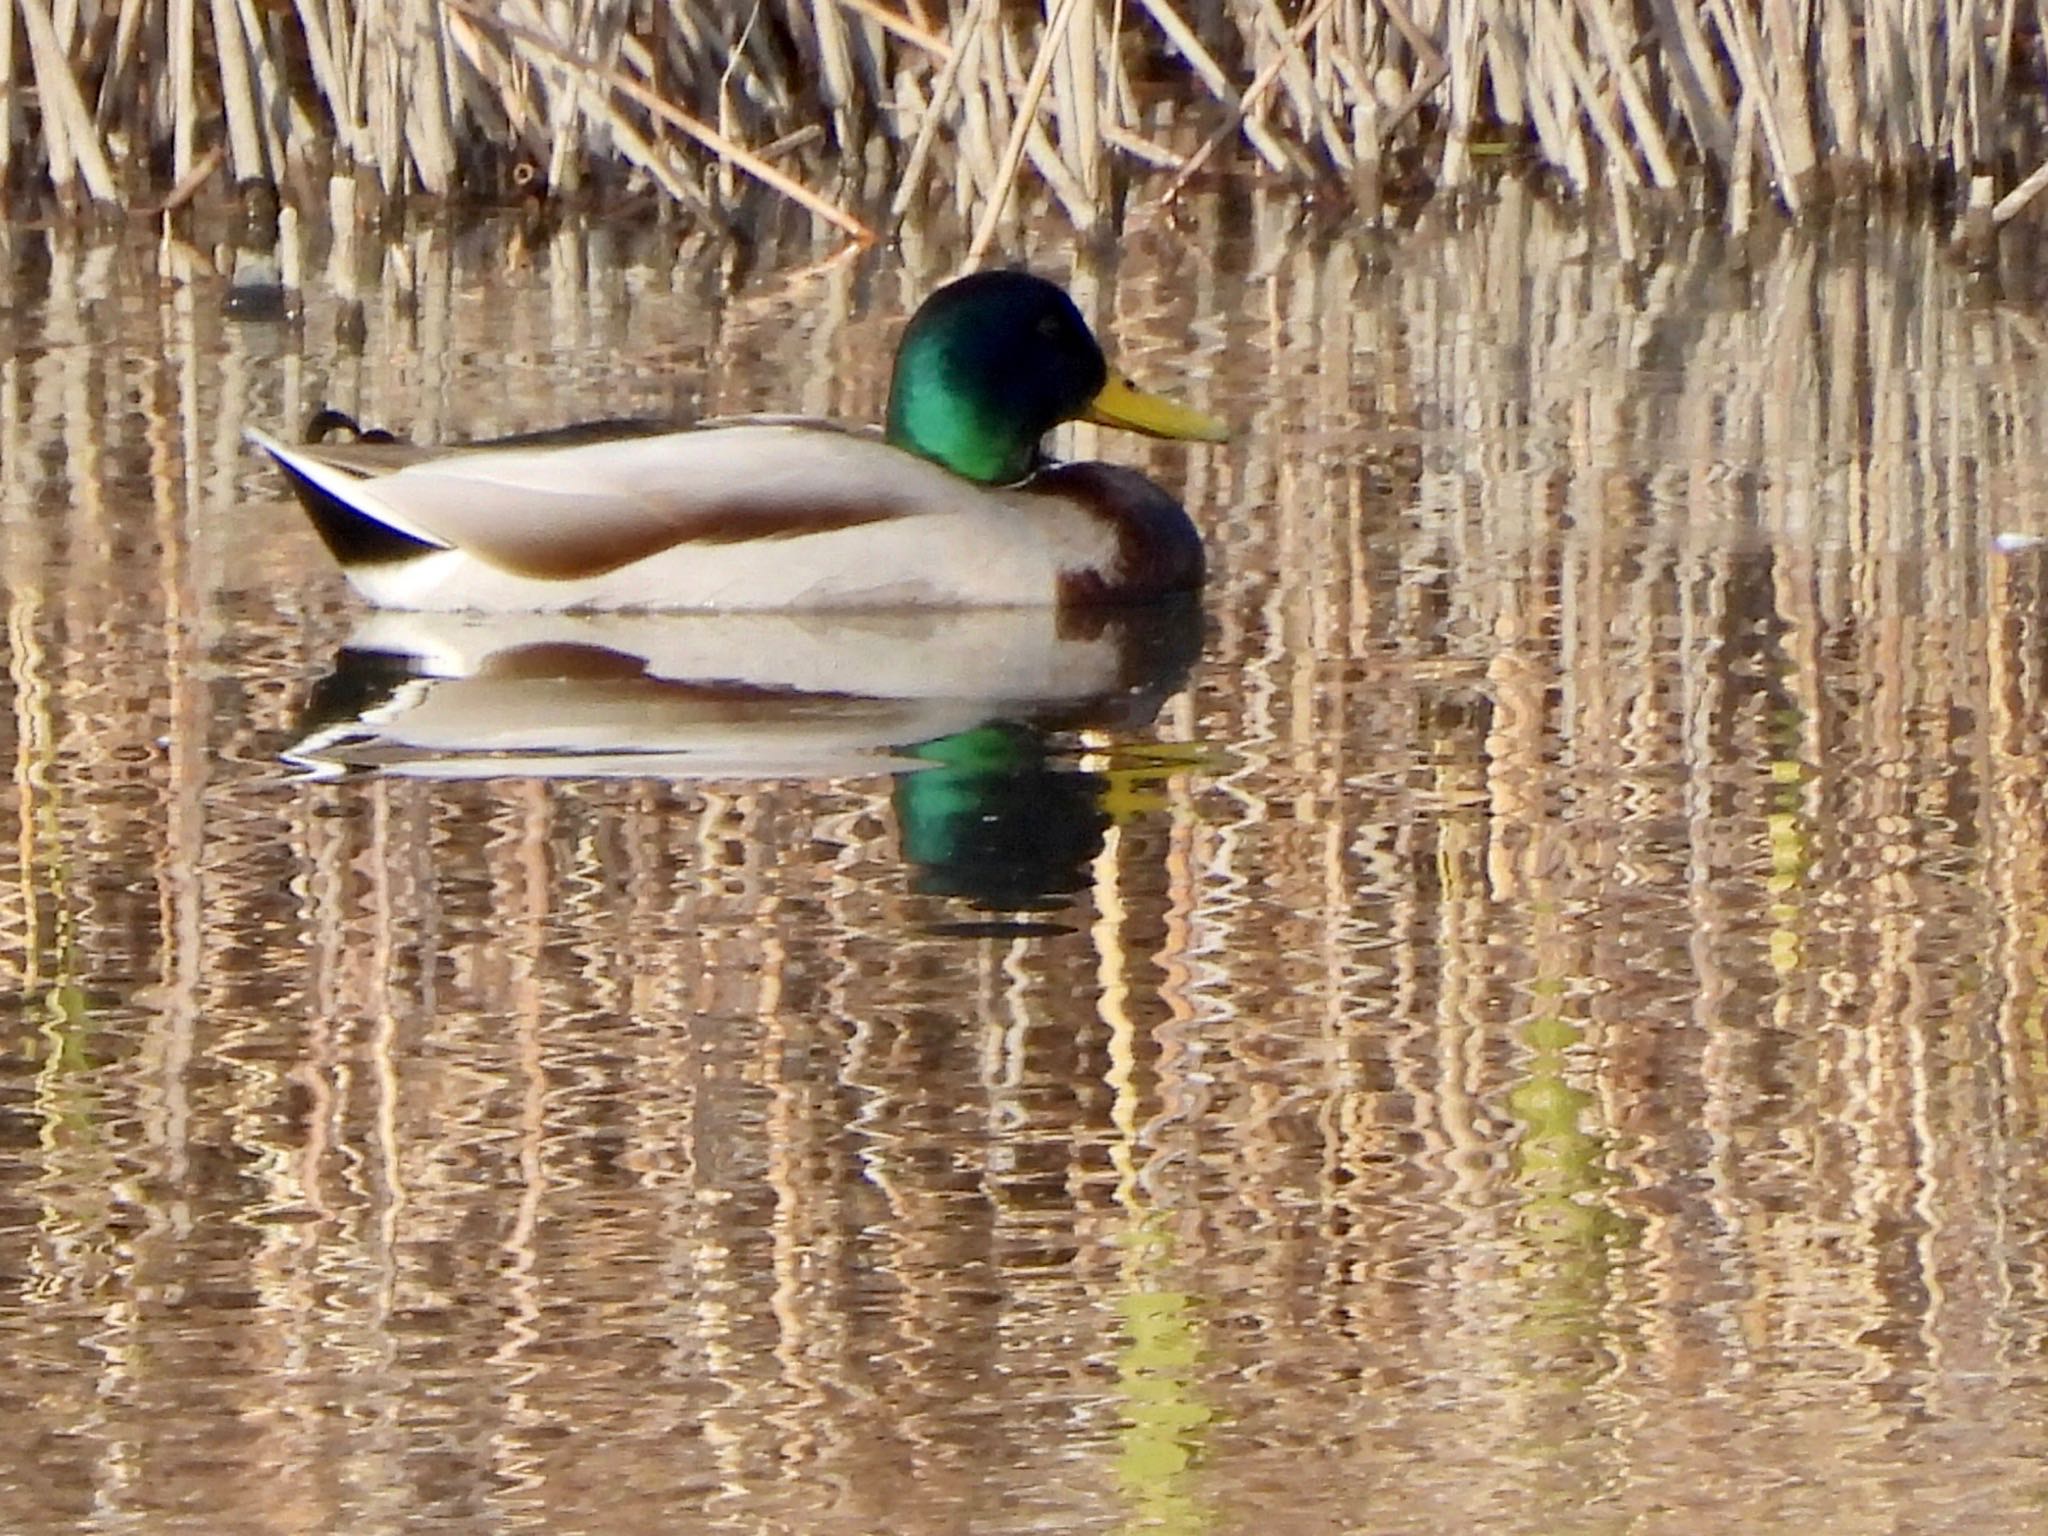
1054,0,1101,205
1314,9,1376,170
1578,0,1676,188
1476,7,1525,144
205,0,268,184
96,0,150,139
1533,0,1643,189
1306,1,1337,131
284,0,360,164
1159,0,1340,205
1993,157,2048,224
0,4,16,188
364,6,402,195
128,142,224,216
950,0,1007,210
1950,0,1984,170
1102,122,1179,169
1760,0,1818,198
1644,0,1732,165
1256,0,1355,172
888,0,992,217
447,0,873,240
1814,0,1860,168
244,0,319,172
538,0,596,196
20,0,116,202
1239,6,1292,178
326,173,358,301
1711,142,1748,277
399,0,458,194
166,0,198,188
439,17,528,170
1875,5,1916,166
807,0,862,161
964,0,1084,264
1705,0,1803,214
1438,0,1483,188
712,6,755,202
835,0,949,57
1016,0,1106,227
1521,0,1592,193
1025,116,1096,228
1988,0,2017,116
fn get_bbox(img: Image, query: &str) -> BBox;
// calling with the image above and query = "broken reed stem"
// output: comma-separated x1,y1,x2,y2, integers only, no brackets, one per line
8,0,2048,242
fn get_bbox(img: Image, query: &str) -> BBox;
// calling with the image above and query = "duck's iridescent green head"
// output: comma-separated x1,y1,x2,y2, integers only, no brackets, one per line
885,271,1228,486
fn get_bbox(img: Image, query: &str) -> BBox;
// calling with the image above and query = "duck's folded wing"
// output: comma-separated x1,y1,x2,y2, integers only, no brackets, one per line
349,425,943,581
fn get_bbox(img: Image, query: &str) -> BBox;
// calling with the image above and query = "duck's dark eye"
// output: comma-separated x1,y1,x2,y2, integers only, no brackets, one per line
1036,314,1067,342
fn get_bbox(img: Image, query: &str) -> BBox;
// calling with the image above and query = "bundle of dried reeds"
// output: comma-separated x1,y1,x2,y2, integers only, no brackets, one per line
6,3,2048,240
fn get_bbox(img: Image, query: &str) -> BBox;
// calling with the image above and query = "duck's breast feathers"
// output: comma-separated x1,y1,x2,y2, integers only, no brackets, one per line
1012,461,1204,605
266,422,962,581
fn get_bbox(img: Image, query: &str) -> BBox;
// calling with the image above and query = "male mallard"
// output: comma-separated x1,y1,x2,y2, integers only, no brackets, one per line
248,271,1227,612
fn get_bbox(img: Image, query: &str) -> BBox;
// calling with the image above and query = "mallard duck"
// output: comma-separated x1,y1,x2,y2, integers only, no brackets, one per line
248,271,1227,612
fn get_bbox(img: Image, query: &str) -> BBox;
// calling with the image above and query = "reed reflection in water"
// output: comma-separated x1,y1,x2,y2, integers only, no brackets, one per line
3,193,2048,1532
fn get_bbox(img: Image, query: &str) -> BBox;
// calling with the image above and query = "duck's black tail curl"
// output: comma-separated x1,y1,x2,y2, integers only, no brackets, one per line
266,418,439,568
303,408,398,445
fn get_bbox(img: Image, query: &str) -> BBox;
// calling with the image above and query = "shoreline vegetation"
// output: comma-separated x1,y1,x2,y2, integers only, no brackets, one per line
5,2,2048,253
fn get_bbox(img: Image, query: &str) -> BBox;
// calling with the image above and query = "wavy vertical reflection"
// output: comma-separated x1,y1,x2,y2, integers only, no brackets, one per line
1,202,2047,1532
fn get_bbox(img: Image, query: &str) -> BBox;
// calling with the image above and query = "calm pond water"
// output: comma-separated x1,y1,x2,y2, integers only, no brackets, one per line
6,189,2048,1533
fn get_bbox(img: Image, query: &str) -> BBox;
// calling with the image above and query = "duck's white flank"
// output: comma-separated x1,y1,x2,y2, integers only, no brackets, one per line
249,424,1122,612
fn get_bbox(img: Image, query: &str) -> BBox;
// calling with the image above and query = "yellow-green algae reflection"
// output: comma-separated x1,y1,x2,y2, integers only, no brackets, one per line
1112,1226,1212,1536
1104,830,1213,1536
5,191,2048,1533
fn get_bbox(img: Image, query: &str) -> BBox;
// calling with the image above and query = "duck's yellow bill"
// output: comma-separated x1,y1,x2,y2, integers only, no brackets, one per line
1083,373,1230,443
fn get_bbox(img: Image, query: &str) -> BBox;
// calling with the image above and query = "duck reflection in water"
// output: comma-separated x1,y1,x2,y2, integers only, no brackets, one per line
286,601,1205,927
897,723,1117,935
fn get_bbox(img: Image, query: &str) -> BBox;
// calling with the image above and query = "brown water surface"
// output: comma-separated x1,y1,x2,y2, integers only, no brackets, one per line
4,194,2048,1533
